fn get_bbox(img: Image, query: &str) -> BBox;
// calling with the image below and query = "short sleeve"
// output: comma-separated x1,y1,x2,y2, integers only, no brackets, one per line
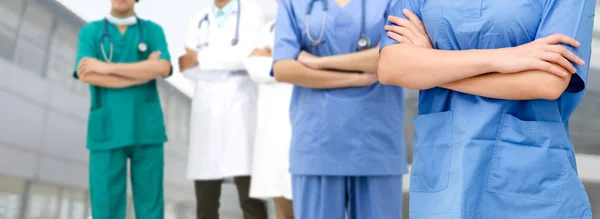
379,0,421,51
148,23,173,76
73,24,97,79
535,0,595,93
272,0,302,63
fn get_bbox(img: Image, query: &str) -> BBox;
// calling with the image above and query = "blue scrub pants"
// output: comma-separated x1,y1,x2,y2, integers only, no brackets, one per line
292,175,403,219
89,144,164,219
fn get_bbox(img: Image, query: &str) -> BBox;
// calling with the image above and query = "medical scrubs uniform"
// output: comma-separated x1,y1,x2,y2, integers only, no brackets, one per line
273,0,406,218
73,18,172,219
380,0,595,218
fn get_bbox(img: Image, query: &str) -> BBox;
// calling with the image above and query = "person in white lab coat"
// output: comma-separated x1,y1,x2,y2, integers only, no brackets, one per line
244,4,295,218
178,0,266,218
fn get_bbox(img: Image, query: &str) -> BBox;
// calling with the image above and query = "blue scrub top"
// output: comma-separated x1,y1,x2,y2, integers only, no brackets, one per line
381,0,595,218
274,0,407,176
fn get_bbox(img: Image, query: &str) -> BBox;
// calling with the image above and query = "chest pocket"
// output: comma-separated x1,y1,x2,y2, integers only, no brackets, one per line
420,6,450,50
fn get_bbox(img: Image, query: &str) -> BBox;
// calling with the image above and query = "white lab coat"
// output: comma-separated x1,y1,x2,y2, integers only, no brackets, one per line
183,0,264,180
244,20,294,200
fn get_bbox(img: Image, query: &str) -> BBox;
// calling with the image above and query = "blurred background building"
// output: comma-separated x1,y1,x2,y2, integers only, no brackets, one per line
0,0,599,219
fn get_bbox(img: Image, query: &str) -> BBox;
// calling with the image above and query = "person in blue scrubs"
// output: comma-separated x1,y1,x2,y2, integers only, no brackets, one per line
378,0,595,218
272,0,407,218
73,0,172,218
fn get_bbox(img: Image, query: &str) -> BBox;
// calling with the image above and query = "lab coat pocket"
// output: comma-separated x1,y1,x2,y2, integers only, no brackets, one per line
88,108,112,142
410,111,453,193
486,114,568,203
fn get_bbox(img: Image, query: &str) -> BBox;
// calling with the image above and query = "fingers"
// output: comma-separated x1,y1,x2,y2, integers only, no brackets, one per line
387,31,413,44
539,52,576,74
384,25,418,42
387,15,422,37
541,34,580,48
532,60,569,77
185,48,197,54
545,45,585,66
149,51,161,60
402,9,426,34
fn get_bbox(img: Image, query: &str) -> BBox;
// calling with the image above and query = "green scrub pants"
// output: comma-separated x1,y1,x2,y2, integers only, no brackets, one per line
89,144,164,219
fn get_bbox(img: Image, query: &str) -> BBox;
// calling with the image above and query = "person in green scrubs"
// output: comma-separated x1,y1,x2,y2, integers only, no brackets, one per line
72,0,172,218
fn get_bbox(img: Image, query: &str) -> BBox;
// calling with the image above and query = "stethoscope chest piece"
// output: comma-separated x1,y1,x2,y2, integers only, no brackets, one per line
138,42,148,53
231,39,239,46
357,37,370,51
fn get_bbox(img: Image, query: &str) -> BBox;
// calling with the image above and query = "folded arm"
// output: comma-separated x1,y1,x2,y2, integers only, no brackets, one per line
78,72,149,88
316,46,380,73
273,60,373,89
245,56,276,84
378,44,496,89
108,59,171,80
441,64,571,100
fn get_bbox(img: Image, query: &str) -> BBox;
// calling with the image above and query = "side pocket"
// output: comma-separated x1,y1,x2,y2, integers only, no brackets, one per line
88,108,112,142
410,111,453,193
139,102,166,136
486,114,568,203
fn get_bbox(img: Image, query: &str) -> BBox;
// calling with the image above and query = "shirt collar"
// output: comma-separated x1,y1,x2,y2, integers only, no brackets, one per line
211,0,237,19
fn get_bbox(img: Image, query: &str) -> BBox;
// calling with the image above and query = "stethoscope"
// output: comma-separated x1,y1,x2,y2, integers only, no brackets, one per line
99,17,147,62
197,0,241,48
306,0,370,51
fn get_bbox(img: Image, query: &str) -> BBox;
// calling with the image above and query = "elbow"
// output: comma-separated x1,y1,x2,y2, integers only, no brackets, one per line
78,73,92,84
155,60,172,77
538,74,571,100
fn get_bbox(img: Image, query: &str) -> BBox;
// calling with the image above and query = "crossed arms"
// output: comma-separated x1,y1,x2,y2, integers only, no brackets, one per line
76,52,171,88
378,9,590,100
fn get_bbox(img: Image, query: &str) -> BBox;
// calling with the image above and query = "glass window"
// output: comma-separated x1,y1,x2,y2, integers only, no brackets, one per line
27,183,59,219
0,175,26,219
47,21,78,90
13,1,54,75
0,0,25,60
58,188,86,219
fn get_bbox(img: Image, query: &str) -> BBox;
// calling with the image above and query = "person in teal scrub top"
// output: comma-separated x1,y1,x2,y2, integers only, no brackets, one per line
73,0,172,218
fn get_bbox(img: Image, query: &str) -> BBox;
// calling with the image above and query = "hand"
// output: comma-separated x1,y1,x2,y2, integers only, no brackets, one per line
178,48,198,72
492,34,585,77
77,58,111,76
297,51,323,69
249,47,272,57
355,72,378,87
385,9,433,49
149,51,161,60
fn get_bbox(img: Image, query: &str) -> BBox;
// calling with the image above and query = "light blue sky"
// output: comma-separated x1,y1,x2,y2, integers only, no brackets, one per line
57,0,277,97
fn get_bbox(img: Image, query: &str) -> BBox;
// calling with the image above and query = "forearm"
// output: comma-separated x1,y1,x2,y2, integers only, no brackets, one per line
198,46,249,72
378,44,494,89
273,60,363,89
109,60,171,80
441,66,571,100
79,73,149,88
320,47,379,72
245,57,276,84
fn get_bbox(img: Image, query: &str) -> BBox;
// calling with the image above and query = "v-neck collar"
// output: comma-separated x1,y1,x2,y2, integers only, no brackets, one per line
108,22,133,37
332,0,354,9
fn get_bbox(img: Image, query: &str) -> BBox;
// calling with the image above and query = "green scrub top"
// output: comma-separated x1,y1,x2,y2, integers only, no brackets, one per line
73,18,172,151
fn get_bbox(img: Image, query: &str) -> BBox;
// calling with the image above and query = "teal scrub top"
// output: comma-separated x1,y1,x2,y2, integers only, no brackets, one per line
73,18,172,151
